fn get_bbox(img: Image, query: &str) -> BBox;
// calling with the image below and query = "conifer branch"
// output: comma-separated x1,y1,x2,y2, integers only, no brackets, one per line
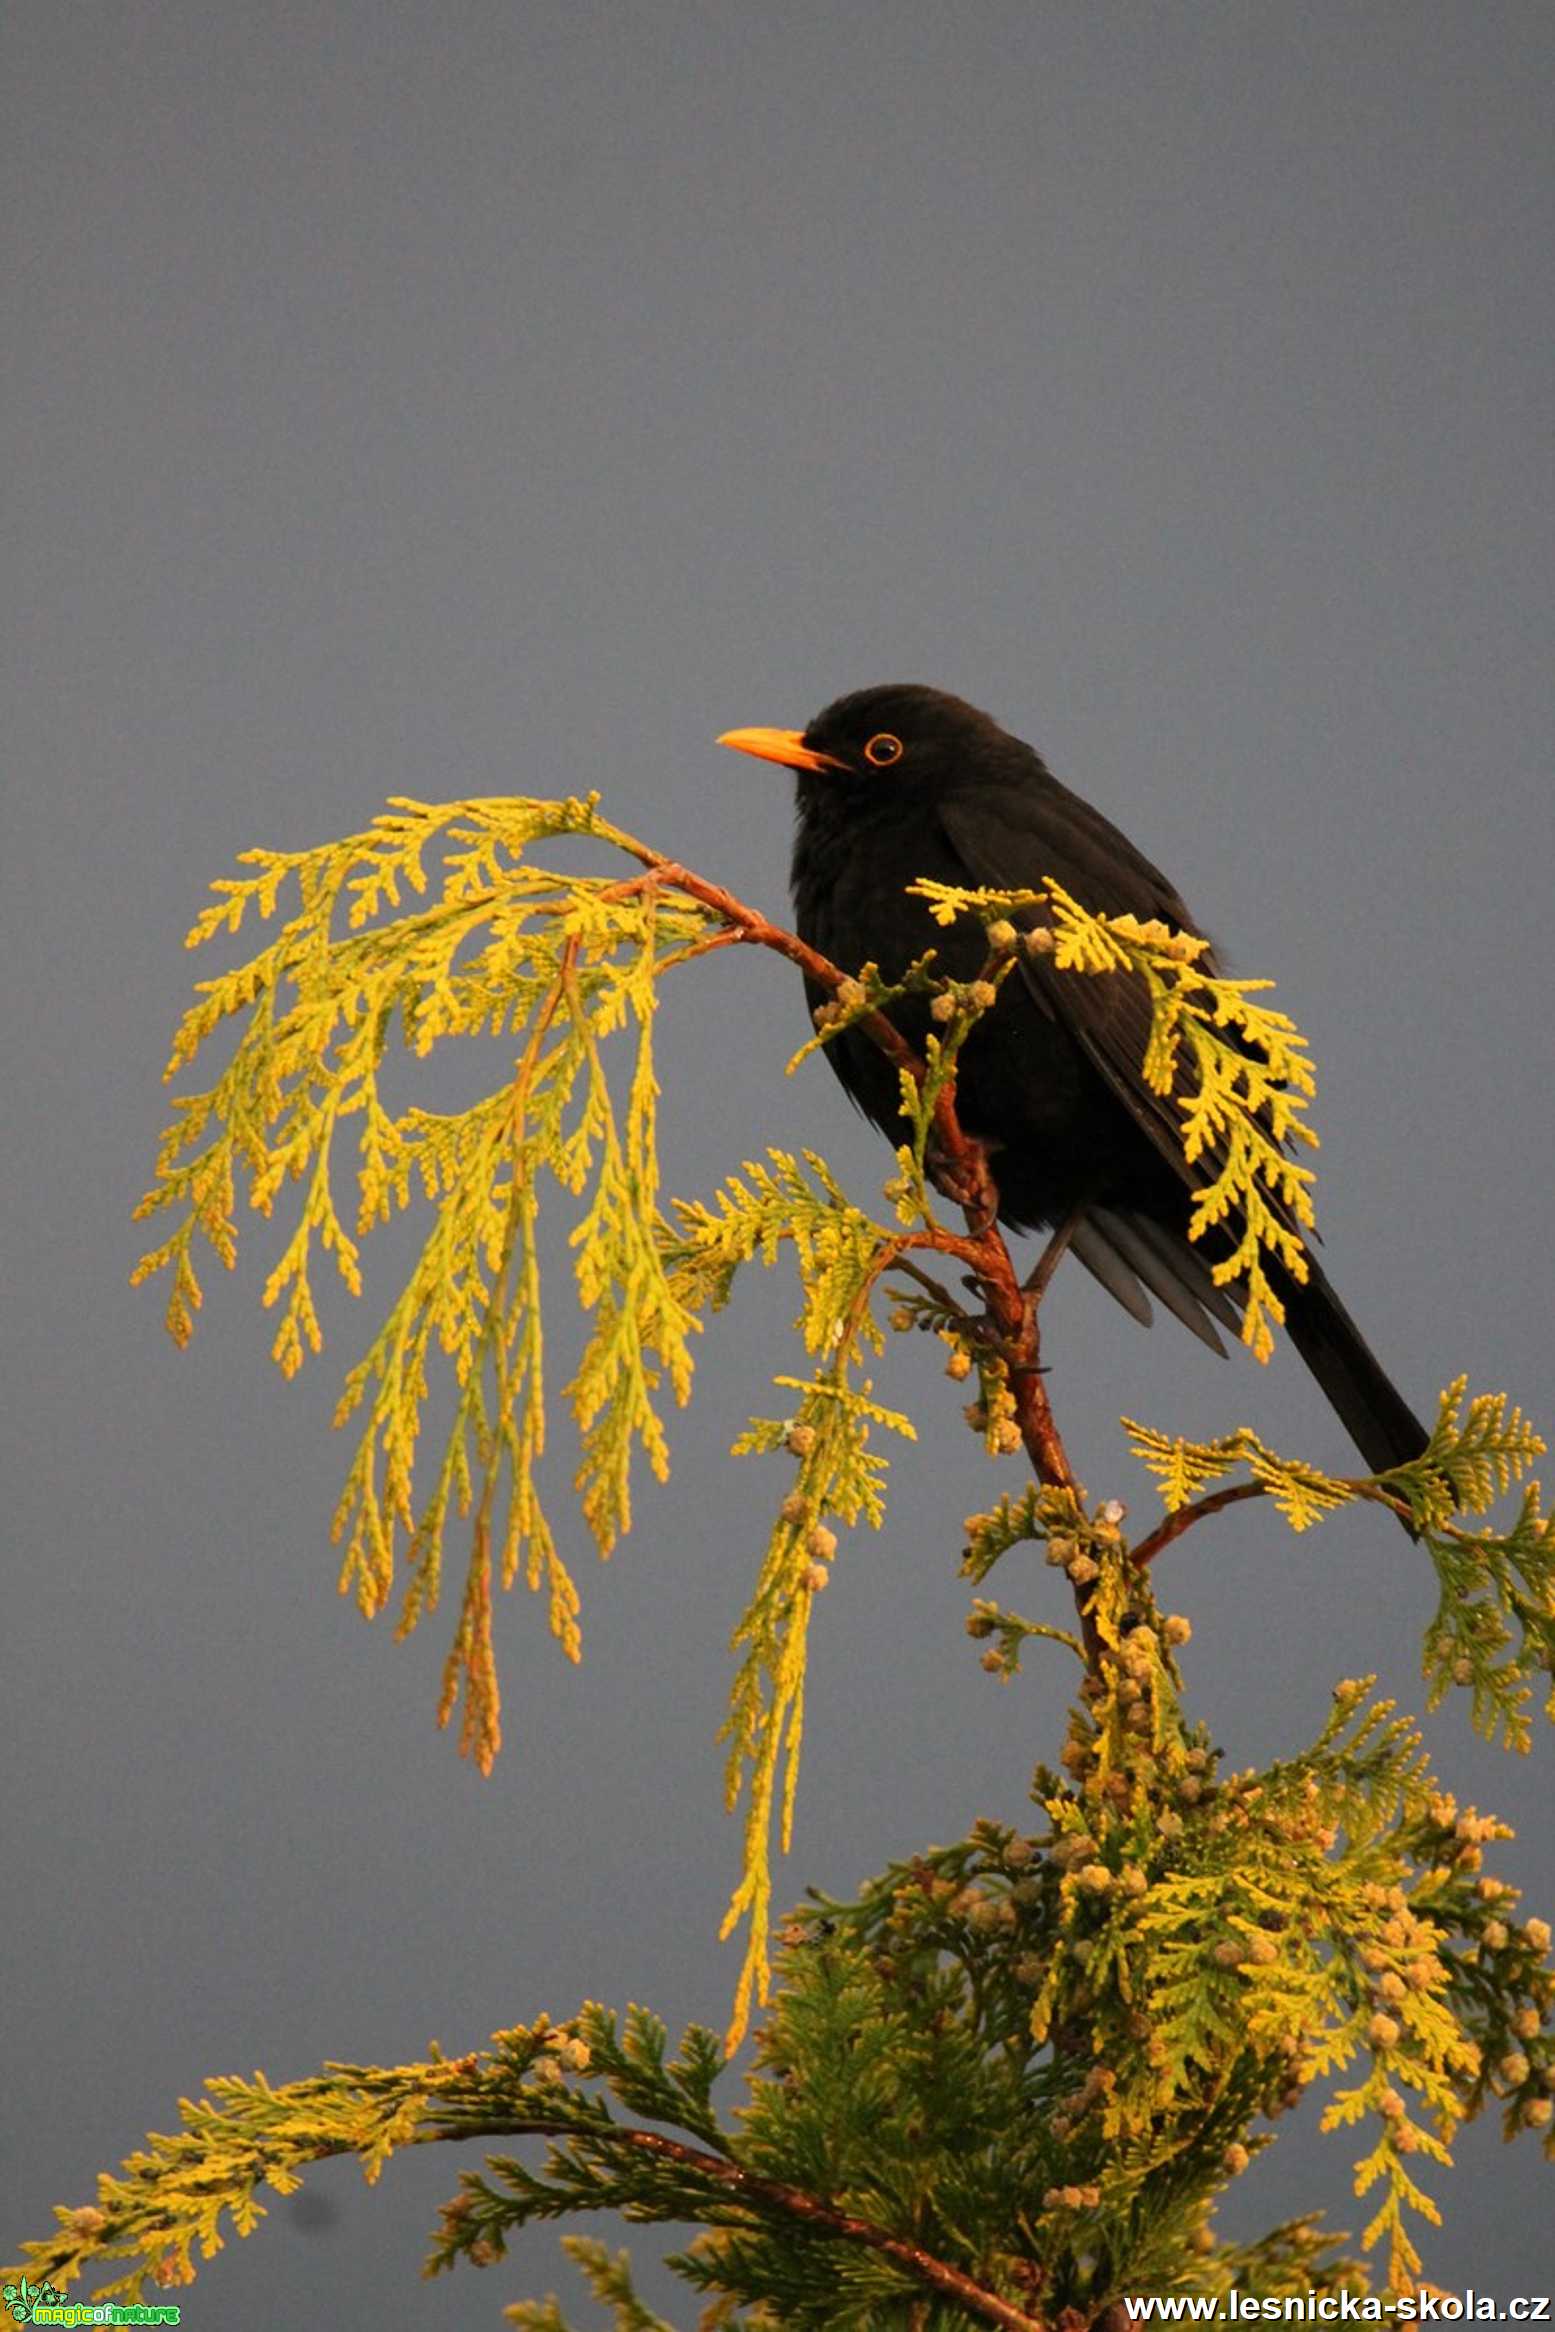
17,1664,1553,2316
1129,1480,1269,1566
114,791,1555,2324
450,2123,1049,2332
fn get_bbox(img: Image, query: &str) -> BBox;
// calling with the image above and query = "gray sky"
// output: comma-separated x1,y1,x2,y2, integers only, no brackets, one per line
5,3,1552,2321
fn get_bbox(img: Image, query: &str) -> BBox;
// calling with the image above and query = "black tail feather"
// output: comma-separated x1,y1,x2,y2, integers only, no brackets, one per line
1281,1256,1429,1483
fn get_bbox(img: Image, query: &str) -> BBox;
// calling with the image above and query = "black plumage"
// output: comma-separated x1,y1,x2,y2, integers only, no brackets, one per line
719,683,1427,1481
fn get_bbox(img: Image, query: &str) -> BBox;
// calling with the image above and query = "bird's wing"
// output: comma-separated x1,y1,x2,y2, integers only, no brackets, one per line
938,782,1216,1199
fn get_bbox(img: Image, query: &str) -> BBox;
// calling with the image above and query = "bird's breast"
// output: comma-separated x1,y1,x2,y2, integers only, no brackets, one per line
791,801,987,987
790,795,1123,1228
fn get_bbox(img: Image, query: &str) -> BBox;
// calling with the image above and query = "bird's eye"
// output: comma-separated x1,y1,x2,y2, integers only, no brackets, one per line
863,733,903,767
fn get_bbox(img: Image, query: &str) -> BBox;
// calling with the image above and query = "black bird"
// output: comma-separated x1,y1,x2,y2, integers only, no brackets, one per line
719,684,1427,1482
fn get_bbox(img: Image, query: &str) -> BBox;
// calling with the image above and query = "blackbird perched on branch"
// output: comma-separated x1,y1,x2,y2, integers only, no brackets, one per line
719,683,1427,1481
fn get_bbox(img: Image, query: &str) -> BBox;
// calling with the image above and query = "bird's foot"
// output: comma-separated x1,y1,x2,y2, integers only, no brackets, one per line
954,1276,1046,1375
926,1135,1001,1235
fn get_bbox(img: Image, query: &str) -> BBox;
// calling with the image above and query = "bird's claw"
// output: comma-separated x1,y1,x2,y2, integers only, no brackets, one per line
955,1277,1046,1374
926,1137,1000,1233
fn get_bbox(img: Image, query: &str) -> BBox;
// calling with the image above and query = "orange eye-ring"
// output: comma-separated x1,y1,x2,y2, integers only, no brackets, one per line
864,733,903,767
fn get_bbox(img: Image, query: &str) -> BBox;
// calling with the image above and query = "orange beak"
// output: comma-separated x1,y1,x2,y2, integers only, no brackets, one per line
717,725,846,776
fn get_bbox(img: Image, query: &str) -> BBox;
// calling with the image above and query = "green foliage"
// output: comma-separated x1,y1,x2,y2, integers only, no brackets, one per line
18,1655,1553,2319
1124,1383,1553,1750
504,2238,680,2332
10,2042,488,2302
961,1485,1123,1673
95,791,1555,2325
1406,1384,1554,1747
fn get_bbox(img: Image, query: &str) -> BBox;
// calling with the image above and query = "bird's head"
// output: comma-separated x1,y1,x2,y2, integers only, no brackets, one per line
718,684,1026,809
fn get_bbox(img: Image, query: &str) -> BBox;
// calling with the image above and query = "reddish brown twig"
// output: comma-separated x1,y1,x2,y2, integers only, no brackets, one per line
609,849,982,1214
1128,1480,1267,1567
613,849,1096,1657
436,2115,1048,2332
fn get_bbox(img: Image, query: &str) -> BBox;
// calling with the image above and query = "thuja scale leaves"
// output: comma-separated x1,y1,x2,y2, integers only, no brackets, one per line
134,793,712,1774
16,1651,1554,2315
911,876,1320,1360
1125,1385,1554,1750
27,791,1543,2321
129,797,938,2014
